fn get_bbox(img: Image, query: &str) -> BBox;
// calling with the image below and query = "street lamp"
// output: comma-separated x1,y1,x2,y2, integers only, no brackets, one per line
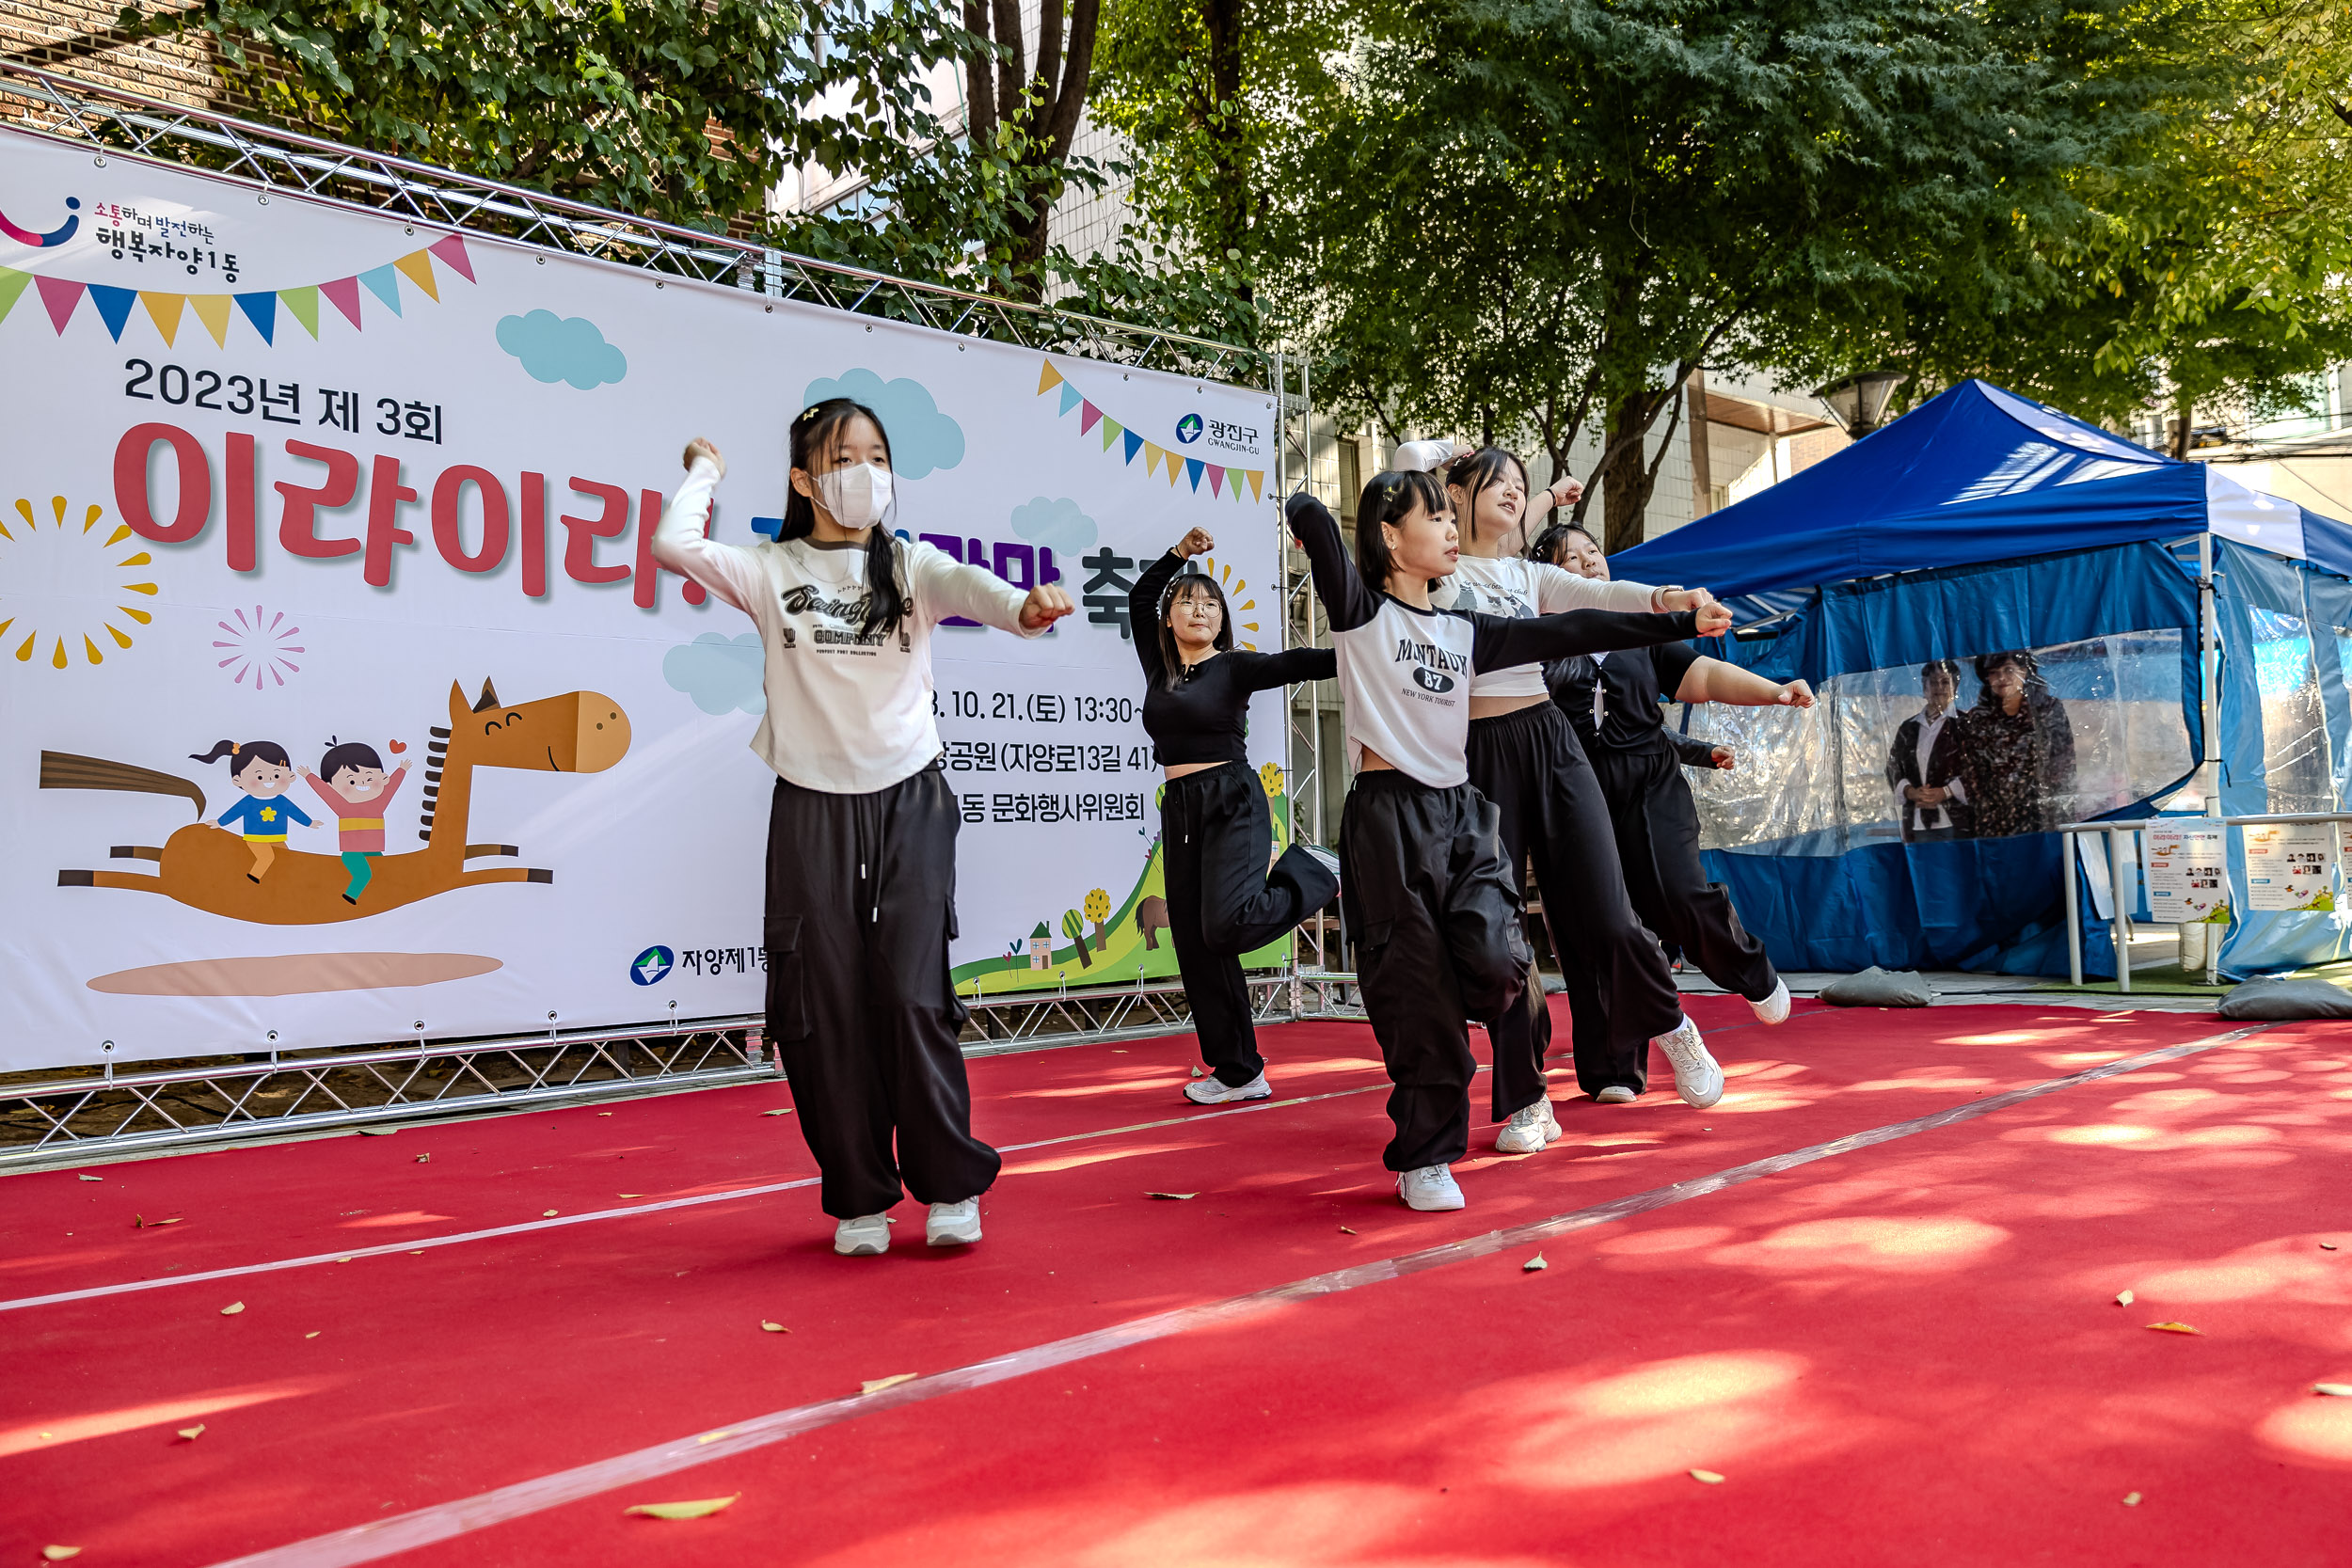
1814,372,1905,437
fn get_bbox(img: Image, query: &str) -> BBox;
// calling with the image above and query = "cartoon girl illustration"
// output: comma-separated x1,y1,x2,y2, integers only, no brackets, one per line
191,739,315,882
300,737,409,906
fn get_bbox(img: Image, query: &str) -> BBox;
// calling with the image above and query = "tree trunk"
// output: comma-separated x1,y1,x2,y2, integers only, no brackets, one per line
1600,391,1653,554
1201,0,1246,260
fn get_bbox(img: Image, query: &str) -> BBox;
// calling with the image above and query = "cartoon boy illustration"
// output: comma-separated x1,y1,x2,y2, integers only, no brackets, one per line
191,739,315,882
301,737,409,906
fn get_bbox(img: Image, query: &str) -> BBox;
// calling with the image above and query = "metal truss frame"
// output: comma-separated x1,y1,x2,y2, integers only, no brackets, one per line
0,63,1362,1168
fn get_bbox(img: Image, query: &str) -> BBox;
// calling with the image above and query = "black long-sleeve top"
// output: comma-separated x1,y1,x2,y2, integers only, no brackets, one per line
1128,547,1337,767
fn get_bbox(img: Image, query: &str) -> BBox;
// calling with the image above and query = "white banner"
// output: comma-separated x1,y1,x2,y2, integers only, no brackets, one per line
2242,822,2336,912
0,130,1287,1072
2144,826,2230,925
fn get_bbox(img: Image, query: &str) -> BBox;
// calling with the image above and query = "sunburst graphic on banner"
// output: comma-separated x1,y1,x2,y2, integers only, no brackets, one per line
0,495,157,670
1201,557,1263,649
215,605,306,689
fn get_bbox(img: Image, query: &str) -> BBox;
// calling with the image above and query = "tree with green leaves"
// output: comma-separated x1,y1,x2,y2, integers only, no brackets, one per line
1271,0,2202,547
1847,0,2352,453
119,0,977,238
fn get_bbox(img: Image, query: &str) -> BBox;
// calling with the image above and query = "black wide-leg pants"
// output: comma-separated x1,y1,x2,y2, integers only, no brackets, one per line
762,765,1000,1221
1162,763,1341,1086
1467,703,1688,1107
1589,744,1779,1006
1340,770,1534,1172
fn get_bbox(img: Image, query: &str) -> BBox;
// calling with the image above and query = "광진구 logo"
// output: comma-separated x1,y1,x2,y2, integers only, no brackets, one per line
629,945,675,986
1174,413,1203,445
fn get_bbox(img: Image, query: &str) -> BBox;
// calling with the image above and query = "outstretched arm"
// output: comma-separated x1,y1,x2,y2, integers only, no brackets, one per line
650,440,769,615
1666,729,1729,769
1127,544,1188,684
1282,493,1382,633
1235,646,1339,690
1674,656,1814,709
1469,608,1701,673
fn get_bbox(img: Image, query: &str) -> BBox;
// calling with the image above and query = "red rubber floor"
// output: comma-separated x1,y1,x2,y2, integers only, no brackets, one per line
4,997,2348,1566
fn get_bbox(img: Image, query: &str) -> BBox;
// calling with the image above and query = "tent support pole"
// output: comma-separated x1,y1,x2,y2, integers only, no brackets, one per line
2062,832,2082,987
2110,825,2134,994
2198,532,2222,986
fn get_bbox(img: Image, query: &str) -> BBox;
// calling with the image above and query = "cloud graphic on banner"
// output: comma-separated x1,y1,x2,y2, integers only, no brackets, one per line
496,310,628,389
803,369,963,479
1009,496,1096,554
664,632,766,715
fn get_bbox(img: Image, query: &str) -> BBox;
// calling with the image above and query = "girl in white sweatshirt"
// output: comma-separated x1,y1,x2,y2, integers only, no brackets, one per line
654,398,1073,1257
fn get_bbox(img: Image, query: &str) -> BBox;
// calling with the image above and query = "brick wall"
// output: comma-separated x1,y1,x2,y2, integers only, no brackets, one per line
2,2,294,120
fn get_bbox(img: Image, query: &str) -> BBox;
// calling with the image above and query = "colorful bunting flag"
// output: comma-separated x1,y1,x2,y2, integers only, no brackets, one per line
36,276,83,333
1032,356,1266,504
278,284,321,340
87,283,137,341
1,238,473,347
140,291,185,347
189,293,231,347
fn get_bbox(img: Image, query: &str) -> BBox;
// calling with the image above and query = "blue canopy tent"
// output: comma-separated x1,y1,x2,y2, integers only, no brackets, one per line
1614,379,2352,979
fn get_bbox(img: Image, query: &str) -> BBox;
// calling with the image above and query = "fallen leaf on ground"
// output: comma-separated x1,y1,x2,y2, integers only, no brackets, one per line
2115,1290,2134,1306
220,1301,245,1316
2146,1322,2201,1335
1339,1226,1357,1235
761,1109,793,1117
135,1214,183,1228
1689,1469,1724,1484
617,1194,643,1198
1111,1049,1127,1053
177,1423,205,1440
597,1112,613,1117
1190,1067,1203,1078
542,1210,558,1217
42,1548,80,1561
1524,1254,1549,1273
336,1257,352,1263
76,1175,101,1182
625,1495,739,1520
761,1321,789,1333
2314,1384,2352,1397
2122,1492,2142,1507
862,1374,917,1395
407,1250,422,1255
306,1332,320,1338
1145,1192,1198,1200
2324,1242,2340,1251
696,1431,732,1445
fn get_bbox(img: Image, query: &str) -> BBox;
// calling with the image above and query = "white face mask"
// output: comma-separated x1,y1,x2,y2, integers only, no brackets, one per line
813,462,895,531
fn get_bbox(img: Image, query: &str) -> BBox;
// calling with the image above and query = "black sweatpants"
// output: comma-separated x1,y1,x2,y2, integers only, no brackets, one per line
1340,770,1534,1172
763,764,1000,1221
1468,703,1687,1109
1162,764,1341,1086
1590,743,1779,1007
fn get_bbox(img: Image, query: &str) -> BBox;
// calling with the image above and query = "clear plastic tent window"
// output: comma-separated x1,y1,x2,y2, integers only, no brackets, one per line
2249,608,2332,815
1679,631,2193,857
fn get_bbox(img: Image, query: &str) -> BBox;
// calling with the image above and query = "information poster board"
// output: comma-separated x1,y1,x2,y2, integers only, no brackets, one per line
2242,822,2337,912
2144,826,2231,925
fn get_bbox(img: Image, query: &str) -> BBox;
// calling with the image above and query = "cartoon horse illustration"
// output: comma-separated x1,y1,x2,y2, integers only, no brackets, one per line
45,678,629,926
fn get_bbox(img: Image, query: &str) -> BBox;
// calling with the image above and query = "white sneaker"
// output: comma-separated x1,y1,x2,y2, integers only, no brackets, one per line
834,1212,890,1256
925,1197,981,1247
1395,1164,1466,1212
1496,1098,1564,1154
1298,843,1343,892
1184,1071,1272,1104
1652,1016,1724,1109
1593,1085,1639,1105
1750,976,1792,1025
